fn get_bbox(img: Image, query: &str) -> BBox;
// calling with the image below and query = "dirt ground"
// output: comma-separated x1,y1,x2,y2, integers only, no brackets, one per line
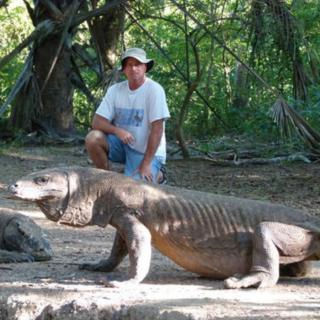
0,145,320,319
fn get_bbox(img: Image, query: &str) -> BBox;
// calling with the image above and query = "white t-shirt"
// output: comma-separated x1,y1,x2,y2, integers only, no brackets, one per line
95,78,170,161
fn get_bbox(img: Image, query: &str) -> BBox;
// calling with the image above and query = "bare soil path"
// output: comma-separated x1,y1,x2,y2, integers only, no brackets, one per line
0,145,320,319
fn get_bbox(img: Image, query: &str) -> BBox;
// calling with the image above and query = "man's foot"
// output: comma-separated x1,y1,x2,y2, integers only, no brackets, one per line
157,165,167,184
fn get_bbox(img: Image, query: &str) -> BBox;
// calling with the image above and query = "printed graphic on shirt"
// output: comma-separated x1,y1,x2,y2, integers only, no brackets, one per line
114,107,144,127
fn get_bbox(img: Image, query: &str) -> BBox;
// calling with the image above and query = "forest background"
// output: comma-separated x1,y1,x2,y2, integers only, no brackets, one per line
1,0,320,158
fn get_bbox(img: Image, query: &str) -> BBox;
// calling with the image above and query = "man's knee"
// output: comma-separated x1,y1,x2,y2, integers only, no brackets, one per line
85,130,107,150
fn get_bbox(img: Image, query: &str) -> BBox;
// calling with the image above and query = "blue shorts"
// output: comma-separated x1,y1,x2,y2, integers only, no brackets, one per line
106,134,163,183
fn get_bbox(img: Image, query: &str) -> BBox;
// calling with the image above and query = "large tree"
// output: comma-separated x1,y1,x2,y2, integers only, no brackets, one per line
4,0,126,138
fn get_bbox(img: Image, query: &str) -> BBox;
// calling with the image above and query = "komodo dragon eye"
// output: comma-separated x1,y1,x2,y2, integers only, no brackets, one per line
34,176,50,185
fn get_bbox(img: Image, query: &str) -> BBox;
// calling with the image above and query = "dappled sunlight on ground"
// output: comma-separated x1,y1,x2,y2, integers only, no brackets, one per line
1,146,320,318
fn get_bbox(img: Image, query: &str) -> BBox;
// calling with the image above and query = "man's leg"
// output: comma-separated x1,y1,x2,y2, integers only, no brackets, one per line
85,131,163,182
85,130,110,170
124,146,162,184
86,131,126,171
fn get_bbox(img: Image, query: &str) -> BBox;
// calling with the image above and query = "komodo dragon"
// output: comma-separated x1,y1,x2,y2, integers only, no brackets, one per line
0,208,52,263
8,166,320,288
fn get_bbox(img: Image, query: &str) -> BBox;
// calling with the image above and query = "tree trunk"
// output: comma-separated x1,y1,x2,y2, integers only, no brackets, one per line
89,4,126,71
10,37,75,137
232,62,249,108
34,35,75,135
10,0,76,137
9,0,126,138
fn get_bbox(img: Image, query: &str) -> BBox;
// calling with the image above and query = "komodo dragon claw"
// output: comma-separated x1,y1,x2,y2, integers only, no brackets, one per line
96,276,139,288
224,272,276,289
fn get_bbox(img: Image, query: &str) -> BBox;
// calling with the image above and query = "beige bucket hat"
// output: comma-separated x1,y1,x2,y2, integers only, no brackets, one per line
120,48,154,72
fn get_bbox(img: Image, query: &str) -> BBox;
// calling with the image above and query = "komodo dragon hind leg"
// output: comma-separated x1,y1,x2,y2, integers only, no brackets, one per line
280,261,311,277
224,222,319,289
79,231,128,272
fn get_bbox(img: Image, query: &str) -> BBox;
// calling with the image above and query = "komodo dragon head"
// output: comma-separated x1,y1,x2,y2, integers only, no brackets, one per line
9,168,70,222
2,213,53,261
8,166,120,227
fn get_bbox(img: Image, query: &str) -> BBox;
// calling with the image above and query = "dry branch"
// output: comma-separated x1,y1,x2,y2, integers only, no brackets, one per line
205,154,311,166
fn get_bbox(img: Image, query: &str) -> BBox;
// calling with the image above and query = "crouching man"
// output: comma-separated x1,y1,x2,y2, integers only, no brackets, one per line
85,47,170,183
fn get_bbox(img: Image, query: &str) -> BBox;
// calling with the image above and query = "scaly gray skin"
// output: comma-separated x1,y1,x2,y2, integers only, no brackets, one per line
0,208,52,263
8,166,320,288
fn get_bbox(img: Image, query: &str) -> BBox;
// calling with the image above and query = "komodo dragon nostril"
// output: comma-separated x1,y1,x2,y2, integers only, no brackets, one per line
8,184,16,193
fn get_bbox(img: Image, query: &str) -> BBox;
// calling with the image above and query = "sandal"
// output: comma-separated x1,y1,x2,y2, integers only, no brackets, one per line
158,165,168,185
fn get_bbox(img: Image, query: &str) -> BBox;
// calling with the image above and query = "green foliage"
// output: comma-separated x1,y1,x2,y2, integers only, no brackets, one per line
122,0,320,145
0,1,33,113
1,0,320,148
73,90,95,133
0,3,32,54
293,86,320,130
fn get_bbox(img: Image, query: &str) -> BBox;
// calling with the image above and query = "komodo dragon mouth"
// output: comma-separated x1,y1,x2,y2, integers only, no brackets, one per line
7,186,59,201
7,170,69,202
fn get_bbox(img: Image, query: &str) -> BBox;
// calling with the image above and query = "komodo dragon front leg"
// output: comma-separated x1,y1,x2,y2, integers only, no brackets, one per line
225,222,319,289
80,232,128,272
80,214,152,287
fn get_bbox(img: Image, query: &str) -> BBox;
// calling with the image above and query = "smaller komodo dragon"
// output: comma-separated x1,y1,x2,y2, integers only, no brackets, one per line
0,208,52,263
8,166,320,289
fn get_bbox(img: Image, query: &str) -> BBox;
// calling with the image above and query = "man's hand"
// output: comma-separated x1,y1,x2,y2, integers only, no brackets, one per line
92,115,135,145
136,162,153,182
115,127,135,145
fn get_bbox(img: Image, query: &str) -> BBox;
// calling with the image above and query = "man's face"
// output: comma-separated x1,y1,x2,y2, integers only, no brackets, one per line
123,57,147,83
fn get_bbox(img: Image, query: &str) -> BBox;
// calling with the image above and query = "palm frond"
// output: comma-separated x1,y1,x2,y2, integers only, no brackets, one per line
270,97,320,153
0,53,33,118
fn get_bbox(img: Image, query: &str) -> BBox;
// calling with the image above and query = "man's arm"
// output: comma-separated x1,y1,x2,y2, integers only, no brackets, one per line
138,119,164,181
92,114,134,145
